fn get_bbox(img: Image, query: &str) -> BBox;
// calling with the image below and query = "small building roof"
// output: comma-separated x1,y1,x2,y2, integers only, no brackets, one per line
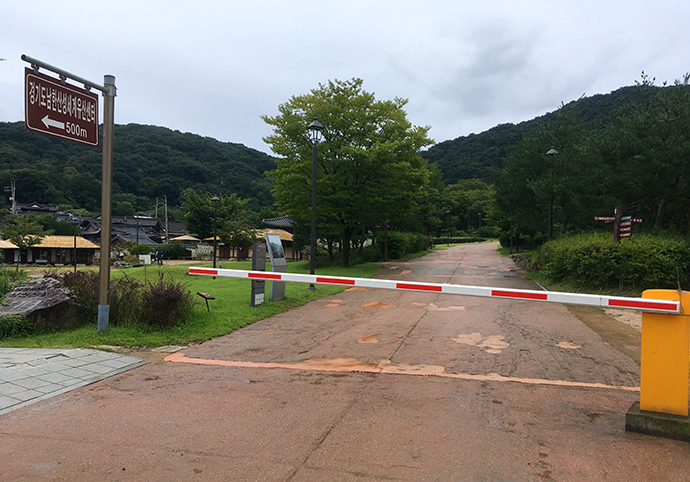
0,240,18,249
202,229,293,243
258,229,293,242
0,236,98,249
261,215,294,232
35,236,100,249
170,235,201,242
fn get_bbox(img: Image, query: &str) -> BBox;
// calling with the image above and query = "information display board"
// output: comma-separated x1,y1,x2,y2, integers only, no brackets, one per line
251,241,267,306
265,233,287,301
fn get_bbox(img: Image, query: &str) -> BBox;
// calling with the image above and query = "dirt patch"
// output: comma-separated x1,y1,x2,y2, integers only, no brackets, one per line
95,345,189,363
361,302,395,309
603,308,642,331
567,306,642,364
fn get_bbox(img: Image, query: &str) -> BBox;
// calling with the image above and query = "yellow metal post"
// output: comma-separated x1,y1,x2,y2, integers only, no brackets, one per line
639,289,690,416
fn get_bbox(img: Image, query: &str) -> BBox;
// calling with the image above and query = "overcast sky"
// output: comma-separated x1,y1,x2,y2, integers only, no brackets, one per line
2,1,688,155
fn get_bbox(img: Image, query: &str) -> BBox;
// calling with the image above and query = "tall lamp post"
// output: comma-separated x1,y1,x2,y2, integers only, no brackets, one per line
307,118,324,291
211,195,220,269
446,210,450,246
545,147,558,240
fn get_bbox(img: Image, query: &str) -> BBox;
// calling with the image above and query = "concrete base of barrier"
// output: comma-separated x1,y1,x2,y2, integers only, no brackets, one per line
625,402,690,442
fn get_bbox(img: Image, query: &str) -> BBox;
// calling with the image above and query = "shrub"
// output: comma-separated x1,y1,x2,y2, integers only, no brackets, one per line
435,236,484,246
130,244,154,255
139,276,194,327
122,255,139,264
0,268,28,299
374,231,430,259
0,314,36,338
539,233,690,291
109,275,143,326
478,225,500,238
161,241,188,259
60,271,100,319
58,271,194,328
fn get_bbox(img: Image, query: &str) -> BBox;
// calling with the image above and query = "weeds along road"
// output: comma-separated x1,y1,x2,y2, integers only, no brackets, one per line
2,242,689,481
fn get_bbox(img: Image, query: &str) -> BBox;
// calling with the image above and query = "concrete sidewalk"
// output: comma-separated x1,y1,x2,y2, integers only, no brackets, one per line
0,348,148,416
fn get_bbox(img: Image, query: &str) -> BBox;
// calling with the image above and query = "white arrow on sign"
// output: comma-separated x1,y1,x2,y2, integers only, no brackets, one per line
41,115,65,131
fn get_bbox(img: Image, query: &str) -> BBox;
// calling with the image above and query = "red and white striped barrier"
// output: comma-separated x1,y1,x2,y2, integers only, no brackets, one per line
188,267,680,314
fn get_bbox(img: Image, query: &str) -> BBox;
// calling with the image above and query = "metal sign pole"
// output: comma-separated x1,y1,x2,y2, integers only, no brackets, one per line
21,54,116,332
98,75,116,332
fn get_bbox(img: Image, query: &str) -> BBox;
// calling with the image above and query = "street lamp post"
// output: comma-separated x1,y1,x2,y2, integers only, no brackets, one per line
545,147,558,240
212,195,220,269
446,210,450,246
307,118,324,291
478,212,482,238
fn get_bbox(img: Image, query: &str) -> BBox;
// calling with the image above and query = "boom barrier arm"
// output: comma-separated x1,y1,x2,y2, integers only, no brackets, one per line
188,267,680,314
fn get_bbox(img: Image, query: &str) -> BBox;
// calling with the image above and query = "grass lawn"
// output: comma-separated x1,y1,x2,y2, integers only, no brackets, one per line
0,260,380,349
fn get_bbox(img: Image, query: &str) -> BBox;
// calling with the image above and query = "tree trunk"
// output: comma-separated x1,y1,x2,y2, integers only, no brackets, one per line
342,227,353,268
655,198,666,229
358,223,365,256
327,237,334,262
384,222,389,262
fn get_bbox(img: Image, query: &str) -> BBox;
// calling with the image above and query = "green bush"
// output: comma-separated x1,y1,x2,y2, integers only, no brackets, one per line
57,271,194,328
376,231,430,259
130,244,154,255
478,225,500,238
0,268,28,299
500,231,547,251
60,271,100,319
434,236,484,246
539,233,690,290
139,276,194,327
109,275,143,326
161,241,188,259
0,314,36,338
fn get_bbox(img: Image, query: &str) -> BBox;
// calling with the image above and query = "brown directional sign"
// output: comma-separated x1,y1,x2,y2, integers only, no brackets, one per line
24,68,99,146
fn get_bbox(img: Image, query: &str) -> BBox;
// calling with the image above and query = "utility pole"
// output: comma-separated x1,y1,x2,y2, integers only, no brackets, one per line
164,195,168,243
4,181,16,215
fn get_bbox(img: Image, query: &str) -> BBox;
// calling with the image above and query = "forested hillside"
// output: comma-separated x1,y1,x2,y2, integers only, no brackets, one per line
0,82,673,222
422,85,658,184
0,122,276,213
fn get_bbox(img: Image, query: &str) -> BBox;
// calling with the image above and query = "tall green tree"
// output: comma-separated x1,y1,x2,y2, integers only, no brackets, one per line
589,73,690,231
180,189,254,248
2,214,49,270
495,100,593,241
262,78,432,267
444,179,495,233
35,214,81,235
496,73,690,242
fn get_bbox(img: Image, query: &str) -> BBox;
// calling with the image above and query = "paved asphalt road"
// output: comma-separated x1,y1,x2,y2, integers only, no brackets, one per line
1,242,689,481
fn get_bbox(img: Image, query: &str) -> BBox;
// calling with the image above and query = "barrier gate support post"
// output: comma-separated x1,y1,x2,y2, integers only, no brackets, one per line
626,289,690,441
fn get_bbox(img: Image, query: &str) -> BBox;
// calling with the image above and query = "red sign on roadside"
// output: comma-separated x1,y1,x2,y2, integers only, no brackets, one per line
24,68,99,146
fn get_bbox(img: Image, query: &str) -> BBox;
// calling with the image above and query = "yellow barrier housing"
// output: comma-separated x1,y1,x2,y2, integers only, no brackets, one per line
639,289,690,417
